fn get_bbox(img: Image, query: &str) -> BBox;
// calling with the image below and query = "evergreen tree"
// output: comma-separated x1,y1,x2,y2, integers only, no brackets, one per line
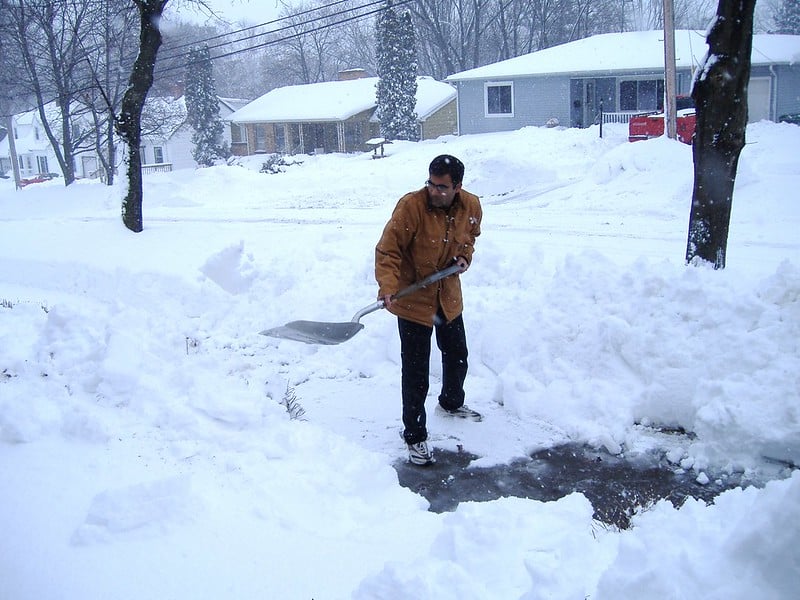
773,0,800,34
185,44,225,167
375,1,418,141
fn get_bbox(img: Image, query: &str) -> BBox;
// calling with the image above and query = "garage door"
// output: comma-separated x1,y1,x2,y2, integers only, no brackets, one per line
748,77,771,122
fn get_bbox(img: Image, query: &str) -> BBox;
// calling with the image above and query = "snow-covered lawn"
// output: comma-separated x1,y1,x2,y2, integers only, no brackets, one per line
1,122,798,598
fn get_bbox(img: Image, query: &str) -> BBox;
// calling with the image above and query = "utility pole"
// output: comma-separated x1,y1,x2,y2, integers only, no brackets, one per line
663,0,678,139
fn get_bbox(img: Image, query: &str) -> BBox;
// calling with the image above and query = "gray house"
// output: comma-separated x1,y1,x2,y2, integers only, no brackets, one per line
447,30,800,134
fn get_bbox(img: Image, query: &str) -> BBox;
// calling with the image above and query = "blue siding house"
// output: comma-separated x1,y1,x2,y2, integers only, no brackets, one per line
446,30,800,134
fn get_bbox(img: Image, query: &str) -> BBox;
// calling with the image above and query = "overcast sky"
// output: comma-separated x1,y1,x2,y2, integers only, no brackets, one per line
167,0,292,26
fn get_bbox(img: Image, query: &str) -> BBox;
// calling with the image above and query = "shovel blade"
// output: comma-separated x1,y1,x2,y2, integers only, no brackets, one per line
260,320,365,345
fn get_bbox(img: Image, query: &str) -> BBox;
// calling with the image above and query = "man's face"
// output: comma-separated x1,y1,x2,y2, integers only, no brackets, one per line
425,173,461,209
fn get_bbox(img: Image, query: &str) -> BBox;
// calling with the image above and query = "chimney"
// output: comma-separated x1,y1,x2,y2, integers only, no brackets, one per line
337,68,368,81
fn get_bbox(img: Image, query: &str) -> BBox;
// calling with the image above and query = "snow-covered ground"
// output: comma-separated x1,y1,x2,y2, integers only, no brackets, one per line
1,121,798,599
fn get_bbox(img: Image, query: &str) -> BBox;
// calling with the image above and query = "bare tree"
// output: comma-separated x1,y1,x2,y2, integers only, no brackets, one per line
81,1,141,185
116,0,170,233
3,0,104,185
1,1,142,187
490,0,536,60
272,0,352,84
771,0,800,34
685,0,756,269
410,0,497,77
151,20,220,96
406,0,721,77
0,1,31,186
620,0,717,30
337,10,379,75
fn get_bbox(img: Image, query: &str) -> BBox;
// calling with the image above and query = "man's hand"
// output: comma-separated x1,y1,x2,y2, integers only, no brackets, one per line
381,294,393,308
455,256,469,272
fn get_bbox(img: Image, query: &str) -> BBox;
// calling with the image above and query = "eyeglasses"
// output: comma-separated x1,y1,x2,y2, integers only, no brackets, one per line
425,179,451,193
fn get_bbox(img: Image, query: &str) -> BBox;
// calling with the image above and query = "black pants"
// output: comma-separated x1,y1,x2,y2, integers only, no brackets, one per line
398,310,468,445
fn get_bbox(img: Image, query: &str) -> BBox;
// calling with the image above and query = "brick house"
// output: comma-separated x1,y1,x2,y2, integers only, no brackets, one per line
227,70,457,156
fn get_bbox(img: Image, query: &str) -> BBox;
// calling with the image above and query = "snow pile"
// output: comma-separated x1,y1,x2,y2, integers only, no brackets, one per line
1,120,798,598
595,473,800,599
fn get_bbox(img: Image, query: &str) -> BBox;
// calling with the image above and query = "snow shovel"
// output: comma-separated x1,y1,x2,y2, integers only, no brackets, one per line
260,263,463,345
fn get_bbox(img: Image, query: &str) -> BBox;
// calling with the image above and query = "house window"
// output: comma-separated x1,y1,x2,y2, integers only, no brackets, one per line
231,124,245,144
275,124,286,152
307,124,325,149
485,82,513,116
153,146,164,163
254,125,267,152
620,79,665,111
36,156,48,174
344,121,364,153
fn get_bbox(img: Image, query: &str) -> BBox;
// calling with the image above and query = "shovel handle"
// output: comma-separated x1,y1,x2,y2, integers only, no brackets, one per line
392,263,463,300
351,263,463,323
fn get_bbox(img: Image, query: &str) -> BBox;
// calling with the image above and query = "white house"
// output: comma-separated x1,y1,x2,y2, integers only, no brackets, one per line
1,96,250,181
139,96,250,171
0,105,69,179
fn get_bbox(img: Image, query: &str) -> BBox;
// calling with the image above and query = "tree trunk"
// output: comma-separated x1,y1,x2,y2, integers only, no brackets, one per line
105,117,117,185
685,0,756,269
116,0,168,233
5,114,22,189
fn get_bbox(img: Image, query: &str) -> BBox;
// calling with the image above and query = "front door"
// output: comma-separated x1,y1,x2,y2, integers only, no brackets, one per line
81,155,98,178
570,79,584,127
583,80,596,126
748,77,771,122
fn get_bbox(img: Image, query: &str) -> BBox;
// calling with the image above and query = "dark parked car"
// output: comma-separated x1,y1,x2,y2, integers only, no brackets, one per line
779,113,800,125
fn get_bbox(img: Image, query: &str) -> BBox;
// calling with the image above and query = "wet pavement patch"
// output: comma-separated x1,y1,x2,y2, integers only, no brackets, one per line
393,443,749,528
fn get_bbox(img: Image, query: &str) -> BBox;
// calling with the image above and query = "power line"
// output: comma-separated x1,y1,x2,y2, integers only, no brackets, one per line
162,0,385,63
158,0,412,68
162,0,361,52
158,6,408,81
1,0,414,116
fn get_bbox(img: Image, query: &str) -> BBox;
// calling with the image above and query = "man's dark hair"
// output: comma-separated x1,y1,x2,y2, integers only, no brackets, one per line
429,154,465,185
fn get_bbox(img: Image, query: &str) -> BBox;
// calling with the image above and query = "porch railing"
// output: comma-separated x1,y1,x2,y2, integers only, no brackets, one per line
142,162,172,174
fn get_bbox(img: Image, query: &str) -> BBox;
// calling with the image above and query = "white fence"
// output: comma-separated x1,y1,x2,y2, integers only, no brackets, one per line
601,111,645,125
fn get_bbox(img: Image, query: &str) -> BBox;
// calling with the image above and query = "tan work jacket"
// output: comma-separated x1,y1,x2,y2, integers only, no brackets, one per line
375,187,482,327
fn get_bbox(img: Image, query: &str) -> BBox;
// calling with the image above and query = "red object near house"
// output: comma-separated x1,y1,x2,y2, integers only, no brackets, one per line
628,96,696,145
18,173,60,187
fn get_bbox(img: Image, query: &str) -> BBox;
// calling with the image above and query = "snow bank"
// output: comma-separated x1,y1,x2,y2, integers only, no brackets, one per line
1,120,798,598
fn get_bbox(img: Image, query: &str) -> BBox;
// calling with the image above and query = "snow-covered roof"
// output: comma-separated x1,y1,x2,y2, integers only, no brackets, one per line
14,110,38,127
447,30,800,81
414,77,458,121
0,104,60,155
219,97,250,116
142,95,244,139
228,76,456,124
